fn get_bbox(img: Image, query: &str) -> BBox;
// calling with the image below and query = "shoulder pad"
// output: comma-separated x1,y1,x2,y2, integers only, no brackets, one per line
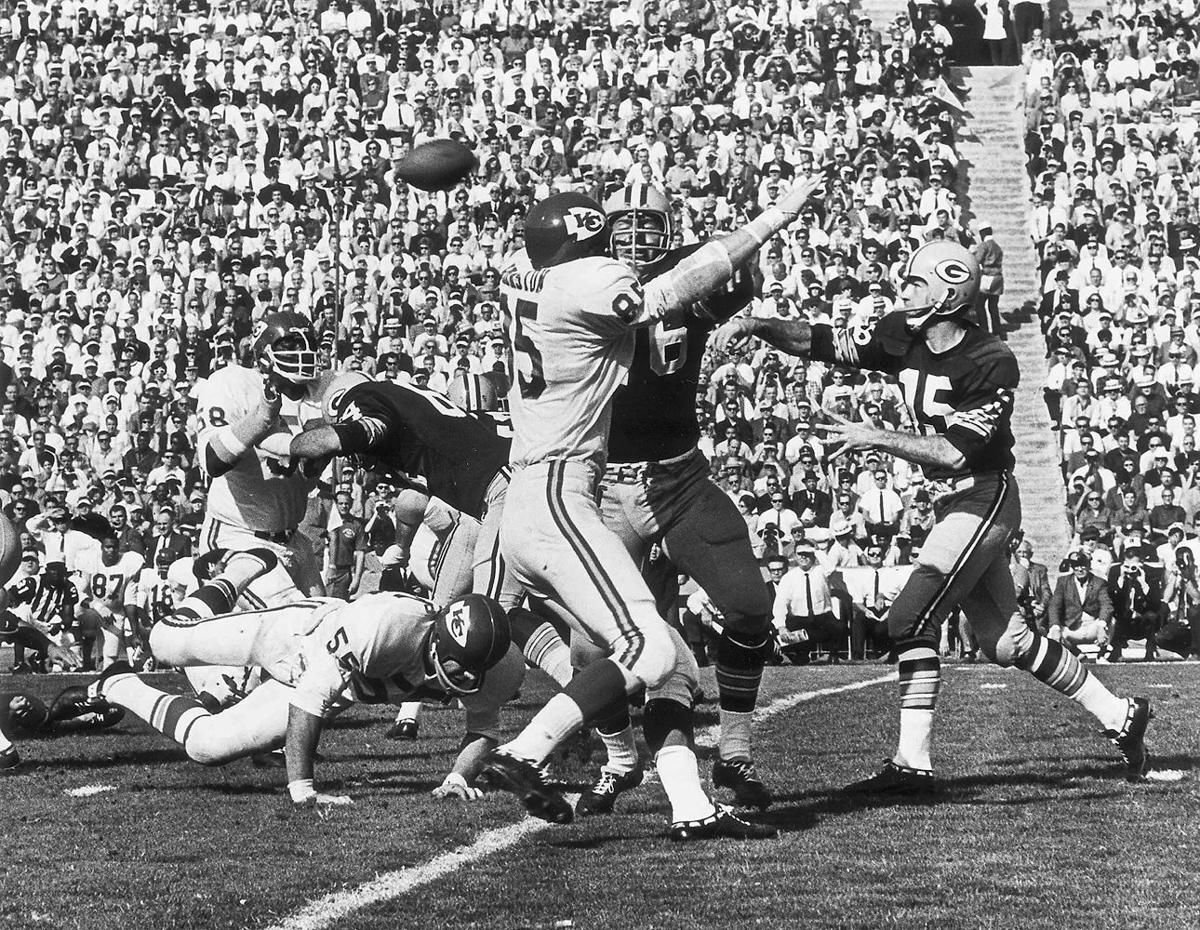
874,312,916,356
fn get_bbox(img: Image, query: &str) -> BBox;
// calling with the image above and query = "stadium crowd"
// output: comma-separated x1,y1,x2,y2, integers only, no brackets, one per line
1025,0,1200,662
0,0,1012,674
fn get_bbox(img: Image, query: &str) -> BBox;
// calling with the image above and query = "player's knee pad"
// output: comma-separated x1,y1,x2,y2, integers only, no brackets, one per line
617,620,678,690
184,725,240,767
570,633,608,670
148,623,186,666
984,615,1037,667
642,696,695,755
717,621,770,668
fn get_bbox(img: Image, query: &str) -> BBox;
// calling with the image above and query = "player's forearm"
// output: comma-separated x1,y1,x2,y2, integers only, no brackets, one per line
284,704,324,794
290,425,344,460
859,428,966,471
205,400,280,475
738,316,814,356
450,732,497,783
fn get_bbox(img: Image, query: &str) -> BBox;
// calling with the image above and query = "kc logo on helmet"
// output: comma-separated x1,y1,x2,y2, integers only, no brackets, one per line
563,206,606,241
446,602,471,646
934,259,972,284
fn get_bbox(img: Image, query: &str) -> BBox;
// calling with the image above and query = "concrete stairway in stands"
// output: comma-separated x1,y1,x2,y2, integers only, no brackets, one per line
952,65,1070,561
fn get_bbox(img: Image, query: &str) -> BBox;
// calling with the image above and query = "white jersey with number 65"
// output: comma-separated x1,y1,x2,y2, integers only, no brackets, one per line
195,365,323,533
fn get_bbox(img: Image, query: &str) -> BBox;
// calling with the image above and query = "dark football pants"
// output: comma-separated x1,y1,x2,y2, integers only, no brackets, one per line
601,450,771,640
889,473,1025,662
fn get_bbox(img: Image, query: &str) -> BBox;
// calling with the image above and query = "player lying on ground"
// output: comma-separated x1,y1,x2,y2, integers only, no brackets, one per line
481,177,823,841
0,610,81,770
89,549,520,804
713,240,1151,792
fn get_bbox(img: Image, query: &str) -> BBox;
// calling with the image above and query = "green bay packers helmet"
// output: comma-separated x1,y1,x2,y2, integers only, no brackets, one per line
427,594,512,695
322,370,371,422
900,241,981,332
605,184,674,273
525,192,610,269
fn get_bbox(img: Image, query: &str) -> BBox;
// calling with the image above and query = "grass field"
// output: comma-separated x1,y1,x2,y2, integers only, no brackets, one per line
1,661,1197,930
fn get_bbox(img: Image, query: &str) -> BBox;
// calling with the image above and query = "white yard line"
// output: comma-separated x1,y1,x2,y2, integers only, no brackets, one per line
264,671,892,930
63,784,116,798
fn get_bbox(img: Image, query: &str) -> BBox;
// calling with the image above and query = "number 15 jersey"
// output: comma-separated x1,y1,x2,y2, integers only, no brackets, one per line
500,251,668,470
811,312,1018,480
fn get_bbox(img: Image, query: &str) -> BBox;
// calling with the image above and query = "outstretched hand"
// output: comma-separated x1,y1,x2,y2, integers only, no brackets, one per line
815,412,885,461
711,317,758,356
777,173,825,219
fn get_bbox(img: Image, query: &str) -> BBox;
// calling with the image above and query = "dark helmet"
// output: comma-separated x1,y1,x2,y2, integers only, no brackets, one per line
524,192,610,269
426,594,511,694
251,311,320,384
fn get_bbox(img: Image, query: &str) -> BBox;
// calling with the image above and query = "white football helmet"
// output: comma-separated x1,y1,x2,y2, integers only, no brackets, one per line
605,184,674,273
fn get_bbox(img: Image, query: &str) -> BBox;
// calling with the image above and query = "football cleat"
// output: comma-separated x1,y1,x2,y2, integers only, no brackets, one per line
712,757,773,810
1104,697,1152,779
480,750,574,824
669,806,778,842
843,760,936,796
385,719,420,741
50,686,105,723
86,660,135,702
0,747,20,771
577,766,644,817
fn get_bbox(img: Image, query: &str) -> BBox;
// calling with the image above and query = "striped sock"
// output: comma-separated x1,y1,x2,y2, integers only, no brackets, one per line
105,676,210,746
895,646,940,771
522,621,574,688
1018,634,1127,731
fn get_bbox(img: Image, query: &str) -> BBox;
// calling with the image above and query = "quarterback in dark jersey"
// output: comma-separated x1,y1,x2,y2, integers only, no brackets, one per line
714,240,1151,791
577,185,774,814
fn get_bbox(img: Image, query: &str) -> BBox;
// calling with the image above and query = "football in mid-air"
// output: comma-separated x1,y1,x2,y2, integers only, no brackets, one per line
0,512,20,587
394,139,478,191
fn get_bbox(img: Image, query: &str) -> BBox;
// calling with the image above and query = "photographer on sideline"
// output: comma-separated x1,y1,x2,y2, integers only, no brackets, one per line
1105,550,1166,662
1160,548,1200,659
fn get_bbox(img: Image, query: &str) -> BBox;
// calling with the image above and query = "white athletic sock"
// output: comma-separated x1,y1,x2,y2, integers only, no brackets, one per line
395,701,422,724
718,709,753,762
0,729,12,753
1073,677,1130,732
655,744,716,823
499,692,584,765
894,709,934,772
599,724,639,775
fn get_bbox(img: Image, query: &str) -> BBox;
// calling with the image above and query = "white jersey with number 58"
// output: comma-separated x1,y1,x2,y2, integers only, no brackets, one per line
195,365,323,533
500,251,671,469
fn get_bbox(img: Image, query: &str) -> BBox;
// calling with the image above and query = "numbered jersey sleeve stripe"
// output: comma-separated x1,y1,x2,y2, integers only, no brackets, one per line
543,461,644,666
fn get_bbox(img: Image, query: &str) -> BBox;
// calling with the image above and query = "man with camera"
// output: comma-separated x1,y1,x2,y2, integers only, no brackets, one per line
1160,546,1200,659
1104,550,1166,662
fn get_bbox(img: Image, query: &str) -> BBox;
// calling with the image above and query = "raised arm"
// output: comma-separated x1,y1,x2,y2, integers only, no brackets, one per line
201,383,282,478
711,315,815,358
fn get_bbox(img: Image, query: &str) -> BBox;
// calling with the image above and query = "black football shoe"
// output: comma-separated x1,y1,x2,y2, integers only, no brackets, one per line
385,719,419,741
712,757,773,810
86,661,135,702
843,760,935,796
576,766,644,816
480,750,574,824
669,806,778,842
1105,697,1152,779
0,746,20,772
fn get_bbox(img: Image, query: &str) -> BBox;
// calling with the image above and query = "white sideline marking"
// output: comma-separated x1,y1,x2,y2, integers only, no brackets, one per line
1146,770,1186,783
980,683,1008,691
64,784,116,798
265,672,892,930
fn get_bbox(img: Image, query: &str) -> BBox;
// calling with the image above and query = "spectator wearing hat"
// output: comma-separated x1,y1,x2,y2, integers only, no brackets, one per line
1048,551,1113,653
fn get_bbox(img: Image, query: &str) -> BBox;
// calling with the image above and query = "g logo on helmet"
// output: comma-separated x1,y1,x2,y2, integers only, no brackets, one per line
934,259,972,285
563,206,606,242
